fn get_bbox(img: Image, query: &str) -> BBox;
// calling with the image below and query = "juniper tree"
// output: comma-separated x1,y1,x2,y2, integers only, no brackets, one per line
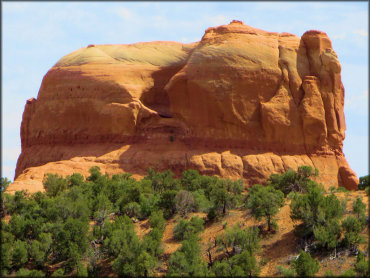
246,184,284,231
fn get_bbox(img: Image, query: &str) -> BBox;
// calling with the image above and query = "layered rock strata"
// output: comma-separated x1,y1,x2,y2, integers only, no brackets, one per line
10,20,358,193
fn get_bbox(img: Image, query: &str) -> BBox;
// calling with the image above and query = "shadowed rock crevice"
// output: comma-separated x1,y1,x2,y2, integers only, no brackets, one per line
140,65,184,118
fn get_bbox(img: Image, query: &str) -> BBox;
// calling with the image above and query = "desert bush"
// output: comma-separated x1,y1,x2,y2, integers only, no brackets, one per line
341,215,366,248
0,177,11,191
354,252,369,277
246,184,284,231
358,175,369,190
336,186,349,193
175,190,197,216
167,233,208,276
149,210,166,231
43,173,69,197
276,265,295,277
268,166,318,196
173,216,204,241
290,184,343,235
192,189,212,212
158,190,177,219
340,268,356,276
181,169,202,191
353,197,366,219
293,251,319,277
123,202,141,218
15,268,44,277
12,240,29,269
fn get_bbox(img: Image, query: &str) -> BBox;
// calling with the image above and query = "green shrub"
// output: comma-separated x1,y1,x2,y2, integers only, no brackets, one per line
93,193,114,223
3,191,28,215
189,216,205,233
12,240,29,269
167,233,208,276
67,173,84,188
286,191,297,200
293,251,319,277
86,166,102,182
324,270,334,277
358,175,369,190
208,179,243,216
353,197,366,219
123,202,141,218
268,166,318,196
158,190,177,219
207,206,218,222
142,228,164,257
16,268,44,277
276,265,295,277
313,219,341,251
173,216,204,241
51,268,65,277
77,262,88,277
139,193,159,218
173,218,191,240
43,173,68,197
337,186,349,192
355,252,369,277
341,215,366,248
0,177,11,191
181,169,201,191
211,261,230,276
1,242,12,271
246,184,284,231
192,189,212,212
29,240,47,268
228,250,259,277
290,185,343,237
340,268,356,276
149,210,166,231
216,224,260,256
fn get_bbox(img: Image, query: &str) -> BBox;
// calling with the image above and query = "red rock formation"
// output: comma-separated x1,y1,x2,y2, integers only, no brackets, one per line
9,21,358,193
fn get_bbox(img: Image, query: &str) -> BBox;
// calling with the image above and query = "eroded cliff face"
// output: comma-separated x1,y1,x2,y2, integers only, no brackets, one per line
10,21,358,193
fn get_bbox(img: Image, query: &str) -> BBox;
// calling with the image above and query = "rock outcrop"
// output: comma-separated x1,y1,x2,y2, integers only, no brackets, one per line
10,20,358,193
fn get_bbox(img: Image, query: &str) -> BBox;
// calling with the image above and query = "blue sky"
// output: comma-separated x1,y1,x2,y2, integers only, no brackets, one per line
2,1,368,180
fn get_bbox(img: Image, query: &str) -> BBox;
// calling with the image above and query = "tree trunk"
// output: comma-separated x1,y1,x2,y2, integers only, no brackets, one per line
207,249,213,266
267,215,271,231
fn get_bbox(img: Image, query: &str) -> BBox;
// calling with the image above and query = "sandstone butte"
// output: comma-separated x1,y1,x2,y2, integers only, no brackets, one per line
8,20,359,193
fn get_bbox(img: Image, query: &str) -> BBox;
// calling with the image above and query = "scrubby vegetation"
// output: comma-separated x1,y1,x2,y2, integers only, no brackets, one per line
1,167,368,276
1,167,244,276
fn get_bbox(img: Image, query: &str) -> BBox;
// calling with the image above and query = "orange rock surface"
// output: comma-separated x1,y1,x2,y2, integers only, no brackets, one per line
9,21,358,193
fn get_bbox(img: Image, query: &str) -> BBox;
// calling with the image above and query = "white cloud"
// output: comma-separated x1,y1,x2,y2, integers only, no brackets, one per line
353,29,368,37
332,33,347,40
114,7,133,20
204,15,230,27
